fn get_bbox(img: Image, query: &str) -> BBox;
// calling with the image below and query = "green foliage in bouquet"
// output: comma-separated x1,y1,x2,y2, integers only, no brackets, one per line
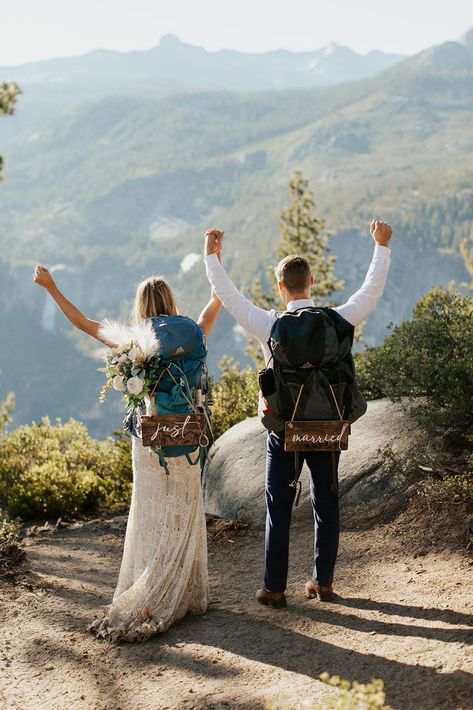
100,342,155,407
211,357,259,440
0,418,132,520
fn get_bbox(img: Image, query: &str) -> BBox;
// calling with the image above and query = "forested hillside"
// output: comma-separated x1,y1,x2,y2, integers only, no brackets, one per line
0,33,471,436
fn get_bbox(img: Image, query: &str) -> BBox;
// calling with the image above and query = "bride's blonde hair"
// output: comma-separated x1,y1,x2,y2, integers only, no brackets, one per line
132,276,178,323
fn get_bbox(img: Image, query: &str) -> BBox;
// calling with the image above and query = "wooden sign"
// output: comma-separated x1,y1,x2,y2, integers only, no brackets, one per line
141,414,208,448
284,420,350,452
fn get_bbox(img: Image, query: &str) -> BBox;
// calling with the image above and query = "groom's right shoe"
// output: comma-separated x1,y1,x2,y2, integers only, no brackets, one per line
256,587,287,609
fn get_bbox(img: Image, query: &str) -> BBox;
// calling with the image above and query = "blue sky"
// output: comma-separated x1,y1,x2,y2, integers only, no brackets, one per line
1,0,472,65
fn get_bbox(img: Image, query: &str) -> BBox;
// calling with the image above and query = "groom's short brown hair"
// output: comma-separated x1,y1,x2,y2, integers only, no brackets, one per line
274,255,311,293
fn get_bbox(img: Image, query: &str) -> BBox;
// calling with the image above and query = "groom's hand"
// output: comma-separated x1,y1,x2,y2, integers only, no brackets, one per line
204,229,224,258
370,220,393,247
33,265,56,291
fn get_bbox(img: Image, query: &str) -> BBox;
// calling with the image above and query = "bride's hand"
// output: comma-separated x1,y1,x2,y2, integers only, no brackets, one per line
33,265,56,291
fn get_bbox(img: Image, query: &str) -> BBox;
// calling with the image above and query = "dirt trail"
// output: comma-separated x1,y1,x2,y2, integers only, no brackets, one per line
1,513,472,710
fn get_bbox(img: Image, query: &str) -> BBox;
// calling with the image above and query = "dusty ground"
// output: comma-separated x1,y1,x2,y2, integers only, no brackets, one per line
1,511,472,710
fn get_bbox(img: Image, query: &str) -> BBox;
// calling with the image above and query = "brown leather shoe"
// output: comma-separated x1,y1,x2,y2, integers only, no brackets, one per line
305,579,335,602
256,588,287,609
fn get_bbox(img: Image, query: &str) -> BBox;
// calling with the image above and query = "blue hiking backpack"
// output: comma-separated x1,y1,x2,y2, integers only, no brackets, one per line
123,315,211,472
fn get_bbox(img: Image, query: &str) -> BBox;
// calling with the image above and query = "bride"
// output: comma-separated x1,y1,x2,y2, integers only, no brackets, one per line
33,259,222,642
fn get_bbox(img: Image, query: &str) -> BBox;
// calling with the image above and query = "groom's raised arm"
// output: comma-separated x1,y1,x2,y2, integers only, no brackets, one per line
204,233,273,343
334,221,392,327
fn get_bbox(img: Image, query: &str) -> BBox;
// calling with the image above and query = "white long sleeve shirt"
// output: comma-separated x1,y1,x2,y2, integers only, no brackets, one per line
205,244,391,365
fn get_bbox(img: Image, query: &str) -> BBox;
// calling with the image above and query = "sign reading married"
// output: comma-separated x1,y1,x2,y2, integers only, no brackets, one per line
284,420,350,452
141,414,208,448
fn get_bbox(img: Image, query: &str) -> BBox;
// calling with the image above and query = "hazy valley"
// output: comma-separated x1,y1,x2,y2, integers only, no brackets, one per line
0,31,472,436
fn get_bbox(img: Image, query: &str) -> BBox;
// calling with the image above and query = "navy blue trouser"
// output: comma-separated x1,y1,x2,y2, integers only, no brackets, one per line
264,432,340,593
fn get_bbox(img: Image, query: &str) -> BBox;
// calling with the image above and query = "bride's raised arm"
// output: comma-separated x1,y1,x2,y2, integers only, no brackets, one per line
33,265,116,348
197,288,222,339
197,234,223,338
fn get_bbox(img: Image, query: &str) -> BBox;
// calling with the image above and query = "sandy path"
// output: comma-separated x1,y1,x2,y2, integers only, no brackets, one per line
1,514,472,710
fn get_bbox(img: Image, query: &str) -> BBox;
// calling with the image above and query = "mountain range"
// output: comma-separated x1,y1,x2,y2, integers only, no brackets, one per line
0,35,404,143
0,30,472,436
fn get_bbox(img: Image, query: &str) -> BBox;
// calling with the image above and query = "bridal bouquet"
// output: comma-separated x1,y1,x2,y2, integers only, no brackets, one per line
98,320,161,407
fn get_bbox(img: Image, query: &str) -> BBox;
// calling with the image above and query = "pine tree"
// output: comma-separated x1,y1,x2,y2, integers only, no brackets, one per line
0,82,21,180
247,170,344,366
277,171,344,298
460,225,473,291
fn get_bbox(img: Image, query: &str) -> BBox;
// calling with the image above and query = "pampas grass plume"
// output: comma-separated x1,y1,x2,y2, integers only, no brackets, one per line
131,320,160,359
99,319,133,348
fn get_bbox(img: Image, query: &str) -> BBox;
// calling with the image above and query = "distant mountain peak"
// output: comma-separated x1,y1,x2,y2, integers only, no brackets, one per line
323,41,341,55
158,34,185,48
458,27,473,49
414,40,473,69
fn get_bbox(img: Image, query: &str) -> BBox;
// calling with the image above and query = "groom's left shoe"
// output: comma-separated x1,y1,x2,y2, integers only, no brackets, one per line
305,579,335,602
256,588,287,609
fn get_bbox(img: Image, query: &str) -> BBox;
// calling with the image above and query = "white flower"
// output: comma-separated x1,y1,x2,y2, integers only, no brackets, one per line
112,375,126,391
128,346,142,363
117,353,129,364
127,376,145,396
111,345,126,357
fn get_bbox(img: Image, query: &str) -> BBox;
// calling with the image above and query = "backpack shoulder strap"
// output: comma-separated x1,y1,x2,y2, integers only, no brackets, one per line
320,307,355,344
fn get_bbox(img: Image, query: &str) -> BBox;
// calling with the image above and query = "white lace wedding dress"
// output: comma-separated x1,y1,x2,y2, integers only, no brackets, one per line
90,437,208,642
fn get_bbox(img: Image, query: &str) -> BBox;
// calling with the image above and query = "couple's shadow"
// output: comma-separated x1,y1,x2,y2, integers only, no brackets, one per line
127,596,473,709
339,595,473,627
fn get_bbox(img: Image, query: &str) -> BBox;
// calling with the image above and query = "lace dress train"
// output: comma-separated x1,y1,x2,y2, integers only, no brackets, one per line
90,437,208,642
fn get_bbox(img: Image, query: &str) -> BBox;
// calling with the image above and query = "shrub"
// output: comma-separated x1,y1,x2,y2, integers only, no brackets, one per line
314,674,392,710
353,346,387,401
0,418,132,521
268,675,391,710
356,288,473,509
0,390,15,434
355,287,473,424
211,357,259,440
0,509,21,544
422,452,473,505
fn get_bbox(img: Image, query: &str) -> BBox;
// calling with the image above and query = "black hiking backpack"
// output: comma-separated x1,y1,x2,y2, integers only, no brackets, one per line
258,307,367,434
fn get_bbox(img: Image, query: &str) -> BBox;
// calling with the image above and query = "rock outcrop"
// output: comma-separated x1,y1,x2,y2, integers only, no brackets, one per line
203,399,424,527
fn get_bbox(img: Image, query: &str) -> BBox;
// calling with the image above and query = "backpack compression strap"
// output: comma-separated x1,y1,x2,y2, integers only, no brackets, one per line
288,376,342,503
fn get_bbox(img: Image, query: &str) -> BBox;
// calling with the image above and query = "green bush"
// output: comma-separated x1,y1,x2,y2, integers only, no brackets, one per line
422,452,473,505
0,391,15,433
314,674,392,710
0,509,21,544
268,675,391,710
355,287,473,423
353,346,388,401
211,357,259,440
0,418,132,521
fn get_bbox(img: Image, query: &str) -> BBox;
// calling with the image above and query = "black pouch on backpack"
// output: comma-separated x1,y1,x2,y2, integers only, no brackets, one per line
259,368,276,397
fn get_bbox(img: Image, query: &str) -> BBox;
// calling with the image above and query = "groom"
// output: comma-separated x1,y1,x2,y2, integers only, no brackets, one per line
204,221,392,608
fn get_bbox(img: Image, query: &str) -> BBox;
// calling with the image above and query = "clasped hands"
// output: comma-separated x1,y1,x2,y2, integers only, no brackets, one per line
204,229,224,259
